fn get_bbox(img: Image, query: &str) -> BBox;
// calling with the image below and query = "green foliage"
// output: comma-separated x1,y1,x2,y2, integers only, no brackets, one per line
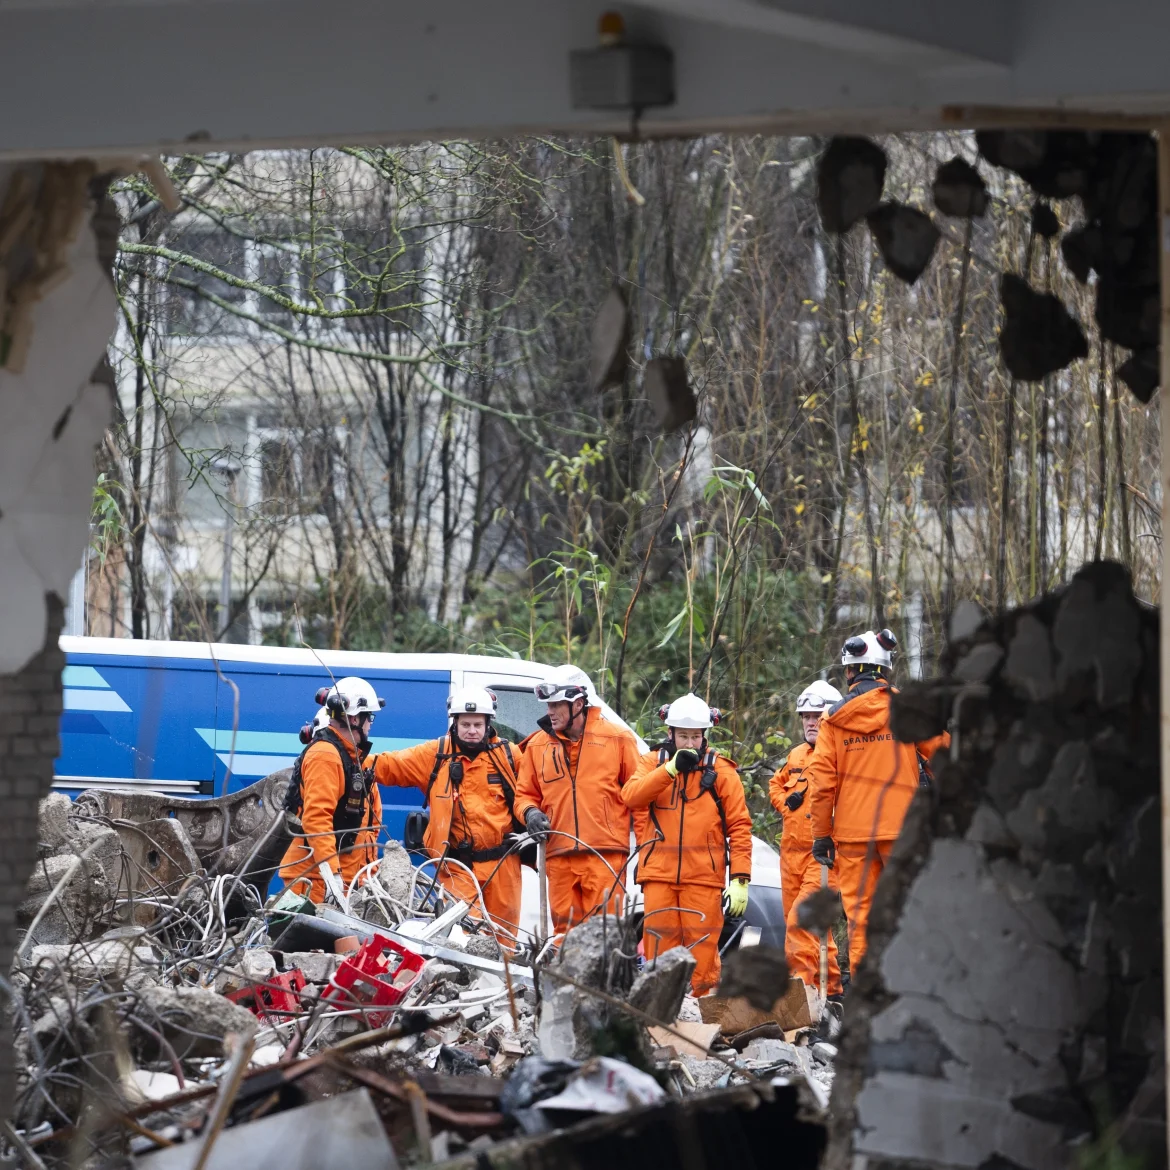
90,473,125,562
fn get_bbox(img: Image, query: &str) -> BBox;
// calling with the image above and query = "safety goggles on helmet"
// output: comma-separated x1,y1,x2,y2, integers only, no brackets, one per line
534,681,589,702
798,693,830,711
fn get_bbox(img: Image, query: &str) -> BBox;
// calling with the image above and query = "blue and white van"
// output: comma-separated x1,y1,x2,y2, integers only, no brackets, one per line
57,637,610,842
58,636,784,945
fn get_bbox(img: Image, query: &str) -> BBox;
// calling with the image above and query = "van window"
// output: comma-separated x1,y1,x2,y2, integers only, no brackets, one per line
491,687,544,742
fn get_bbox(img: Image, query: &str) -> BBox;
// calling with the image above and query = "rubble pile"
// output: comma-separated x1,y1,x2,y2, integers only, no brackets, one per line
825,562,1164,1170
4,797,836,1167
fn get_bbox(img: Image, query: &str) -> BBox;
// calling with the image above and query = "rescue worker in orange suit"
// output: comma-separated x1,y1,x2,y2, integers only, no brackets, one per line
280,676,384,906
514,665,641,933
807,630,949,973
769,681,844,997
623,694,753,996
371,687,523,948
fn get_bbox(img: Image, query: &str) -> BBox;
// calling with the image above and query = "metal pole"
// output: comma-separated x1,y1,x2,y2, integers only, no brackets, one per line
537,840,548,951
819,862,829,1014
1157,121,1170,1165
218,470,235,638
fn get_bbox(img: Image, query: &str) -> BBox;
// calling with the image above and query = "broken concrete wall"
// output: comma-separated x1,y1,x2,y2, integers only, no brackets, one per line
0,162,118,1123
826,562,1164,1169
0,596,64,1114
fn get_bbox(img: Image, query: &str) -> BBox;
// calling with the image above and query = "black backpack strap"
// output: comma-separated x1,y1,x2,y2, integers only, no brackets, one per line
426,735,453,801
699,750,731,869
484,738,522,829
658,747,669,765
284,727,356,816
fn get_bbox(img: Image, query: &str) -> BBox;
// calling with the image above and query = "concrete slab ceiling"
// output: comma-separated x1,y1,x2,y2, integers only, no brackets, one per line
1,0,1169,159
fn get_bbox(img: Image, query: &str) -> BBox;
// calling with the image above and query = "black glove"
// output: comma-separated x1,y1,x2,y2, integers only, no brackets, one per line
811,836,835,868
525,808,551,842
674,748,700,773
784,789,805,812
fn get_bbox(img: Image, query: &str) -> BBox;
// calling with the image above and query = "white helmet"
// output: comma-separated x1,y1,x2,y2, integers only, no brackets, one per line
840,629,897,669
534,664,598,706
795,680,843,713
316,676,386,719
299,706,331,745
659,692,720,730
447,686,497,719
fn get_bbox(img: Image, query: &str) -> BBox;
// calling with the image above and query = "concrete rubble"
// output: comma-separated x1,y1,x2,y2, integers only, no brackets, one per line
4,793,832,1169
826,562,1165,1170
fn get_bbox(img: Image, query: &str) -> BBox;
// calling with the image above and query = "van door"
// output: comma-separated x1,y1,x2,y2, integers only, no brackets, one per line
57,650,219,794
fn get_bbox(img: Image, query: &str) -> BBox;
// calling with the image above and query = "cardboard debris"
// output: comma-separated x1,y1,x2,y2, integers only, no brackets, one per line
698,976,815,1037
647,1021,720,1059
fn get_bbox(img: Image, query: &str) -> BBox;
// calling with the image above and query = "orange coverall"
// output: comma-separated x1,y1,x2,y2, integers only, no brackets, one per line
624,747,753,995
514,706,641,933
769,742,842,995
279,732,382,904
807,678,949,972
372,734,523,947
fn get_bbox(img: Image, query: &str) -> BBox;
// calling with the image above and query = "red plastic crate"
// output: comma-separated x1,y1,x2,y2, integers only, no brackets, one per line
228,967,308,1022
323,933,426,1028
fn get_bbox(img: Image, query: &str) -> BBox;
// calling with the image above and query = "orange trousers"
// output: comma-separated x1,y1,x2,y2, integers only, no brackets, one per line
835,839,894,974
546,852,628,934
781,851,842,996
438,855,523,952
641,881,725,996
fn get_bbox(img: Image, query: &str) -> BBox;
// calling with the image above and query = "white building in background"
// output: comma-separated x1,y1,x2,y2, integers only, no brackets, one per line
88,168,482,645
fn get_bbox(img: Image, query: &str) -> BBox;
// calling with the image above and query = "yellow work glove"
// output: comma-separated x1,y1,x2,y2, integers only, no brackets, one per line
664,748,700,777
724,876,750,917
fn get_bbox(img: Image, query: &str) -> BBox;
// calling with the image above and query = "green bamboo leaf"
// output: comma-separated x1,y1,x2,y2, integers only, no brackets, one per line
655,606,688,649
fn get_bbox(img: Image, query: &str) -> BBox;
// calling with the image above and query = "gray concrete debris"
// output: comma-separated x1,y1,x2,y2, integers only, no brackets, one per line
61,820,125,893
681,1055,731,1090
1051,565,1143,707
538,916,635,1061
347,840,414,927
949,599,985,642
1002,612,1054,699
373,839,414,905
113,817,204,914
418,961,464,991
277,950,341,984
463,933,502,961
830,562,1164,1170
626,946,694,1024
132,985,258,1060
953,641,1003,684
37,792,73,855
23,936,157,990
19,852,111,946
240,949,277,983
740,1038,800,1067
